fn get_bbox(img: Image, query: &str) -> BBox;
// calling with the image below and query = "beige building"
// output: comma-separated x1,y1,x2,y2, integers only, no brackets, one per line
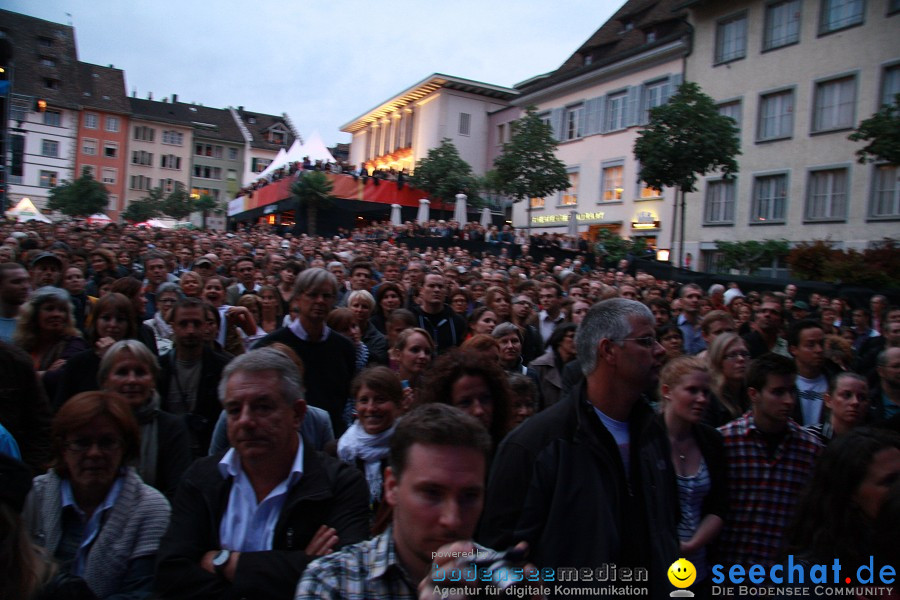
678,0,900,274
501,0,690,248
340,74,517,176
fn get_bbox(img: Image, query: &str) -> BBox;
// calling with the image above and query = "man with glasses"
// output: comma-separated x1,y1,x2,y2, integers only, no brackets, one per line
481,298,678,598
254,268,355,436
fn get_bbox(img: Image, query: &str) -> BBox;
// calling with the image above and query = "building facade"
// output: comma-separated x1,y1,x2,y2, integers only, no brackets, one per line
340,74,517,177
502,0,690,248
677,0,900,274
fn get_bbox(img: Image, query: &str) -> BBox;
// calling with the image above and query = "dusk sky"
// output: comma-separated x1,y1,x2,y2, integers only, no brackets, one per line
5,0,620,147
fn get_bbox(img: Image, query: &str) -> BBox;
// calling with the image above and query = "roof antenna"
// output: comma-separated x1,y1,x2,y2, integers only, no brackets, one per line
66,12,73,26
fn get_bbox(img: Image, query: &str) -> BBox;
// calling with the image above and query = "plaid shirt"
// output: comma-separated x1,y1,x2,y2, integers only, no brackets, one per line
716,413,822,566
295,527,418,599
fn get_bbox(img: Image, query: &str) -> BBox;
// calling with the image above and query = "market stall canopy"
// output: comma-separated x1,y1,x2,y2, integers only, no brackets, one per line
86,213,112,225
6,198,51,223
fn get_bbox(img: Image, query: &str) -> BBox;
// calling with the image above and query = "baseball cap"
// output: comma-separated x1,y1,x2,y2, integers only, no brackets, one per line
30,252,63,269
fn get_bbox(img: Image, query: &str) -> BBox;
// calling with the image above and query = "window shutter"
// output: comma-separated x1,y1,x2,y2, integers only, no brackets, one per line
550,108,564,141
664,74,684,104
625,86,642,127
598,97,609,134
584,97,602,135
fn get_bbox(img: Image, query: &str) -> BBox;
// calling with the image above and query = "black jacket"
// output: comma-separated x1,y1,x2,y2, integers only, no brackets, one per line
154,444,370,600
479,381,680,599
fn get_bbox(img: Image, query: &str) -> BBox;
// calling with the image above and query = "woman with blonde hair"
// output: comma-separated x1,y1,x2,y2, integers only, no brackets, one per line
704,332,751,427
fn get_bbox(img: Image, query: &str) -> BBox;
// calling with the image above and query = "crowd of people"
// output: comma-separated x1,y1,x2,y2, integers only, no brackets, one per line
0,217,898,600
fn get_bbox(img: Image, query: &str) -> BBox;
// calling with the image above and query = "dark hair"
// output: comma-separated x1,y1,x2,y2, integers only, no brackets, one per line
548,322,578,352
109,276,142,301
467,306,496,331
656,323,684,342
351,366,403,406
786,427,900,565
745,352,796,393
386,308,417,330
388,403,491,480
787,319,824,348
86,292,137,344
419,350,511,445
169,296,207,323
52,391,140,477
326,307,356,334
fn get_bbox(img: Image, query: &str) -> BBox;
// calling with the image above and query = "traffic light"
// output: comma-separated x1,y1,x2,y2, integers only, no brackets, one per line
35,98,47,112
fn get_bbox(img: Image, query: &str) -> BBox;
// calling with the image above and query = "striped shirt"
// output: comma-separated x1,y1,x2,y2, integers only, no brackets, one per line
716,413,822,566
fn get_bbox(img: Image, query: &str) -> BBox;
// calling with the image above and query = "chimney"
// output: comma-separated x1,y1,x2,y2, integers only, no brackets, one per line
131,88,136,97
172,93,178,103
148,91,153,100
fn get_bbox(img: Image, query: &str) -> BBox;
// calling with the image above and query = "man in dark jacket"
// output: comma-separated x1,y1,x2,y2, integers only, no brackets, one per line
410,272,465,354
154,348,369,600
480,298,680,599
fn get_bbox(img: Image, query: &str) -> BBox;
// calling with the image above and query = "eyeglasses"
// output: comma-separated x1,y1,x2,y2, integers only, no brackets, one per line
64,436,123,453
724,350,751,361
614,336,658,347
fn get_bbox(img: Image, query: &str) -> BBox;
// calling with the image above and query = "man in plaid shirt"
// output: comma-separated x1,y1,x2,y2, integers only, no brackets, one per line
716,353,823,567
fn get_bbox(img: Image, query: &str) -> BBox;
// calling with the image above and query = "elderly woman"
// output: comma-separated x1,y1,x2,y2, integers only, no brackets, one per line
55,292,139,408
528,323,578,410
177,270,204,299
143,281,179,355
22,391,171,599
419,349,512,448
13,286,89,401
98,340,192,499
347,289,389,365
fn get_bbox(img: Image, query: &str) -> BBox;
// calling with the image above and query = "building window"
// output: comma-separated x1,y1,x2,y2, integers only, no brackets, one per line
195,144,223,158
715,12,748,64
227,169,237,181
497,123,505,145
890,0,900,13
161,155,181,170
130,175,153,191
133,125,155,142
636,162,662,199
764,0,802,50
162,130,183,146
131,151,153,166
82,139,97,156
751,174,788,223
820,0,865,33
38,36,53,48
251,158,272,173
82,165,96,178
458,113,471,136
39,56,57,67
806,168,848,221
193,165,222,179
564,105,583,141
605,91,628,132
41,139,59,157
105,116,120,132
601,162,625,202
44,110,61,127
643,79,668,123
870,165,899,218
161,178,175,194
267,129,286,145
560,169,579,206
758,89,794,141
39,170,58,187
44,78,60,90
882,65,900,107
104,142,118,158
84,113,98,129
228,148,239,161
813,76,857,133
530,197,545,209
101,168,117,185
704,179,736,224
717,100,742,135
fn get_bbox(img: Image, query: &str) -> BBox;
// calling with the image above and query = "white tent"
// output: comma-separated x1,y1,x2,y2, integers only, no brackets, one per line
6,197,51,223
301,131,336,164
283,139,307,165
453,194,467,224
87,213,112,225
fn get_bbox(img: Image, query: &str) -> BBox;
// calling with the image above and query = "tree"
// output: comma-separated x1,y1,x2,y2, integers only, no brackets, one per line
291,171,335,236
46,167,109,217
194,193,221,230
159,183,195,221
493,106,570,234
848,95,900,166
634,81,741,267
122,193,162,223
408,138,480,219
714,239,790,275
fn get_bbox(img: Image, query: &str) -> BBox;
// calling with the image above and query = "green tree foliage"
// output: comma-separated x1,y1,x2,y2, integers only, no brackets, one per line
160,183,195,221
848,95,900,166
46,167,109,217
593,229,649,265
493,107,571,219
634,81,741,193
291,171,335,236
409,138,480,211
714,239,790,275
194,193,221,230
787,239,900,287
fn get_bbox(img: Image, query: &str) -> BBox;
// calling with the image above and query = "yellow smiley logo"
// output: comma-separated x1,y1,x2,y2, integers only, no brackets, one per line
668,558,696,588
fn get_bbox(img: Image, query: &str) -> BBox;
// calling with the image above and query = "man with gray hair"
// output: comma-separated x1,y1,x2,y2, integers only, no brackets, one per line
254,268,356,436
480,298,679,599
155,347,369,600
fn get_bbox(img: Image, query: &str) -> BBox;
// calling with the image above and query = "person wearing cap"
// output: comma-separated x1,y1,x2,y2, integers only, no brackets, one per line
192,255,217,280
30,252,63,288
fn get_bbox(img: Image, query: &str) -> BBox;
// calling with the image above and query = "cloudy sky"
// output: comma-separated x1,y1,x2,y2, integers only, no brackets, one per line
6,0,620,146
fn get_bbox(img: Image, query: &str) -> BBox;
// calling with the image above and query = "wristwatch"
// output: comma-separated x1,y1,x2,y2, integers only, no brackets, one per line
212,549,231,576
